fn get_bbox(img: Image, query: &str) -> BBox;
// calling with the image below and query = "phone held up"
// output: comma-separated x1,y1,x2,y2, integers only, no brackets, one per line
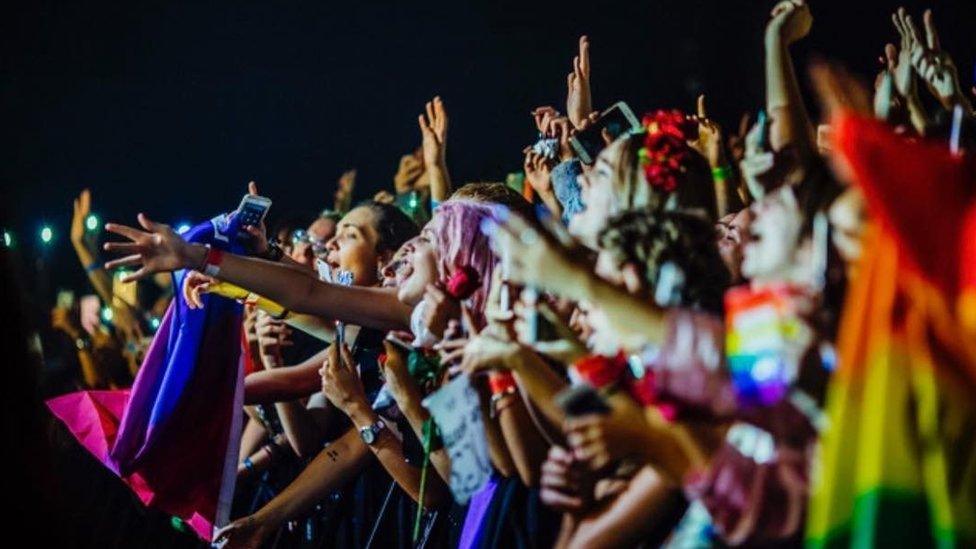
570,101,642,165
234,194,272,237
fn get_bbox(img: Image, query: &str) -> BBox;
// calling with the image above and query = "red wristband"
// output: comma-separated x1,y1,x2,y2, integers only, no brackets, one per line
488,371,517,395
202,246,224,277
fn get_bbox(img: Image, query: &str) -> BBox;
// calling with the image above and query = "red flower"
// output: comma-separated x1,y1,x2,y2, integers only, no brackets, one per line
445,265,481,300
639,109,696,193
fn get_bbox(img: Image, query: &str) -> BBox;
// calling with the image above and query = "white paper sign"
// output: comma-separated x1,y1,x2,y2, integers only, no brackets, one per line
422,374,492,503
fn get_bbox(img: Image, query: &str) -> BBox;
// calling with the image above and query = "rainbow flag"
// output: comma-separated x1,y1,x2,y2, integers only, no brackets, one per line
47,215,247,541
806,115,976,547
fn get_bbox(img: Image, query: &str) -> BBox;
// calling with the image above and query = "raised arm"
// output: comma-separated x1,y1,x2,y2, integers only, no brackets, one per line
764,0,816,158
104,213,411,331
321,344,449,508
419,96,451,203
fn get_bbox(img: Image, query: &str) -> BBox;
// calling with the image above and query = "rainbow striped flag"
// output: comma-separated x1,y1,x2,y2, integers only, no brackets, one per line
806,115,976,547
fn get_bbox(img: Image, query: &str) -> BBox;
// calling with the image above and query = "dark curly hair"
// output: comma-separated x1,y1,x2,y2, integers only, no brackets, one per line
598,208,730,314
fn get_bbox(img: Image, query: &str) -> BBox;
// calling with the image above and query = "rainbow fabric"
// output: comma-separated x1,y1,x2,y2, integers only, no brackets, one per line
47,215,247,541
725,284,813,408
806,115,976,547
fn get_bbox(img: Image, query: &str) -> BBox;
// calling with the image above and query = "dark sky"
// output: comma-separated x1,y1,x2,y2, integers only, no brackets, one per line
2,0,974,299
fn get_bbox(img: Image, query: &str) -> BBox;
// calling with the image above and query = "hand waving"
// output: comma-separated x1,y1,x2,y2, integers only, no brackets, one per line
419,96,448,169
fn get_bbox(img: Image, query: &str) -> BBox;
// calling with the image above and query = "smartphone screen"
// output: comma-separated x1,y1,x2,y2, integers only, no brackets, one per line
236,195,272,229
570,101,642,164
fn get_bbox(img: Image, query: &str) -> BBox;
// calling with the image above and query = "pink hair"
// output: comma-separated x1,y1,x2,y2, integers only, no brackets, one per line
427,200,498,324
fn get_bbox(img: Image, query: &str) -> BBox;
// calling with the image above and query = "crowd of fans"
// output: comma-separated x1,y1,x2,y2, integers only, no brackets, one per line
37,2,975,547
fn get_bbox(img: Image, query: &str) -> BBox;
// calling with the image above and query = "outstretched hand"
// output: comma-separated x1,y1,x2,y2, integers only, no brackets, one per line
103,213,199,283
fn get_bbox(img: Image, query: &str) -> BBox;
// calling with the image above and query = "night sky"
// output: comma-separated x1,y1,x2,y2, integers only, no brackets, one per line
2,0,974,302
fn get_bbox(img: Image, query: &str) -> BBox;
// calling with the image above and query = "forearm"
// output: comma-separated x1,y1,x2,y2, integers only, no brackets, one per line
186,246,411,331
275,400,325,459
497,393,549,487
347,403,449,508
284,313,335,342
478,383,517,477
245,351,326,404
538,189,563,220
510,350,569,427
238,434,291,481
764,33,815,155
252,428,370,526
428,162,452,204
582,273,667,349
568,466,680,549
239,417,269,461
389,383,453,485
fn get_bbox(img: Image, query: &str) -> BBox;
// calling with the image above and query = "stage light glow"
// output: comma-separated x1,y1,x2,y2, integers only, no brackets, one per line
176,223,192,234
101,306,114,323
150,317,161,330
85,214,100,231
3,231,11,247
40,226,54,244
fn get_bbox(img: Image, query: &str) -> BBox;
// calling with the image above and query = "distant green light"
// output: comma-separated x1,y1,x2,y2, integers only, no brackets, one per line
40,226,54,244
150,317,161,330
85,214,100,231
3,231,11,247
101,307,114,323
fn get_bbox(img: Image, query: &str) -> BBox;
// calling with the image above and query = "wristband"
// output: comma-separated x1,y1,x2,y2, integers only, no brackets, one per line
260,240,285,262
242,457,254,471
200,246,224,277
711,165,733,182
488,371,517,396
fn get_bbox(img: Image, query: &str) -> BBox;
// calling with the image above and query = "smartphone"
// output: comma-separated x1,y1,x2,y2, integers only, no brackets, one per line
235,194,272,230
570,101,642,164
555,384,611,417
756,109,769,151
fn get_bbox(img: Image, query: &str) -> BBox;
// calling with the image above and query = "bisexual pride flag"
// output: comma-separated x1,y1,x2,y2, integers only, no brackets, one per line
47,215,247,541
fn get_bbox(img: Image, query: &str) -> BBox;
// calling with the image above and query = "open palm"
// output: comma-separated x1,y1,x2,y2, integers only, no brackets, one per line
104,213,193,282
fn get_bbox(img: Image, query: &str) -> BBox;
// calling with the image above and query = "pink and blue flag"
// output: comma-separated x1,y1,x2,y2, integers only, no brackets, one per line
47,215,247,541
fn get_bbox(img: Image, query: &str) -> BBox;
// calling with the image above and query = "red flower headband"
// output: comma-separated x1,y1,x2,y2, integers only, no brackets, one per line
638,110,697,193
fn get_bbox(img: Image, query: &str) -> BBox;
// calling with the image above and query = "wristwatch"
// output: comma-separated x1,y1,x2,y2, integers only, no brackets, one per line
358,419,387,445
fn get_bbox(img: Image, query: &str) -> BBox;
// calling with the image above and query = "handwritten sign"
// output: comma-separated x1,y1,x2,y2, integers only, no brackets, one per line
422,374,491,503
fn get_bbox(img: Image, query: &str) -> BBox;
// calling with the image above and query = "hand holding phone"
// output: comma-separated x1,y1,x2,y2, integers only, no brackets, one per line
570,101,642,164
234,194,272,236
